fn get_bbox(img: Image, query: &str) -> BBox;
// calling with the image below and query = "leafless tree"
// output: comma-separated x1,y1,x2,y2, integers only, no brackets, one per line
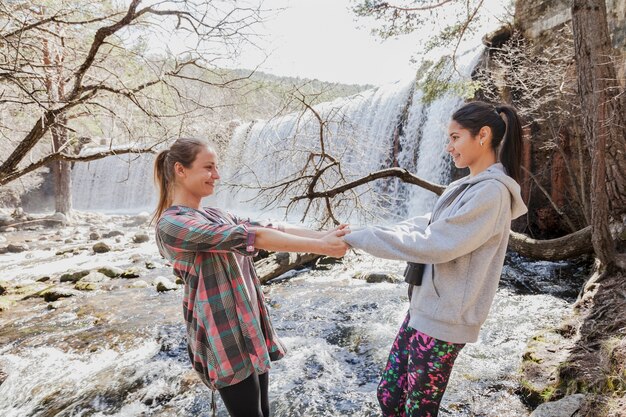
0,0,268,214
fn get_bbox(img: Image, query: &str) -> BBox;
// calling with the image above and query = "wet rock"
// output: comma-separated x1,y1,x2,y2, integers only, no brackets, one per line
0,282,6,295
60,270,90,283
38,236,48,241
64,238,74,244
0,247,7,255
41,287,78,302
36,276,51,283
0,214,13,227
97,266,123,278
79,271,108,283
92,242,111,253
103,230,124,238
74,281,99,291
124,212,151,227
352,271,400,284
7,243,29,253
154,276,177,292
145,261,156,270
529,394,586,417
120,268,140,279
133,232,150,243
175,277,184,285
317,256,343,265
127,280,149,289
89,232,101,240
48,212,69,225
130,254,145,263
0,297,13,312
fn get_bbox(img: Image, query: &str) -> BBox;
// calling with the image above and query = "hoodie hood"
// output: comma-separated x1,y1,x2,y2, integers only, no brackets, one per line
448,163,527,220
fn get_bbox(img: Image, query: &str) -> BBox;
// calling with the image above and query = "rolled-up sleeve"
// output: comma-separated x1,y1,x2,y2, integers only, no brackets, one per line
157,212,257,256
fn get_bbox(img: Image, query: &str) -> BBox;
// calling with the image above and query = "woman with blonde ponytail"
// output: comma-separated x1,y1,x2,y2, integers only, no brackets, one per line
343,101,528,417
153,138,349,417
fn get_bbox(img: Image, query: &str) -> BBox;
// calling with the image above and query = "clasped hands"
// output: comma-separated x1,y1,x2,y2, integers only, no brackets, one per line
318,224,351,258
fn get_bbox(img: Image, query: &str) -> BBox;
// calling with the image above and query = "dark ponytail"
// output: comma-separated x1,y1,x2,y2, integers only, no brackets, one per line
451,101,523,183
494,104,522,184
151,138,215,224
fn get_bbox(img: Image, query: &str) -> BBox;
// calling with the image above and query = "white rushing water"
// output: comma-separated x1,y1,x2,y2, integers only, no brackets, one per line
0,247,577,417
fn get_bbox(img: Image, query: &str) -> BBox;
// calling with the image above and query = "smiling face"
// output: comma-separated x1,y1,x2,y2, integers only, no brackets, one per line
173,146,220,199
446,120,490,171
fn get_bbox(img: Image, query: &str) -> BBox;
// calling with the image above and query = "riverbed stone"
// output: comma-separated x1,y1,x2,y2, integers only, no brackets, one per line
41,287,78,302
0,281,6,295
154,276,177,292
130,254,145,263
79,271,108,283
352,271,401,283
60,270,90,283
7,243,29,253
75,281,99,291
0,214,12,227
529,394,586,417
120,268,140,278
89,232,101,240
0,246,7,254
127,280,149,289
103,230,124,238
36,276,51,283
93,242,111,253
97,266,123,278
48,212,68,225
133,232,150,243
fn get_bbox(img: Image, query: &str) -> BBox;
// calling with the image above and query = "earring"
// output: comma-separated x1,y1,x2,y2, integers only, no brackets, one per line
480,140,484,146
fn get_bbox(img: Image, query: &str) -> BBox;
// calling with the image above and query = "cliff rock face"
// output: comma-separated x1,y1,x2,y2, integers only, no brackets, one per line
515,0,625,81
482,0,625,238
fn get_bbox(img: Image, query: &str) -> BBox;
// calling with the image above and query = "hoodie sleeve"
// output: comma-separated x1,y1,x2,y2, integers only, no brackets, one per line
343,181,509,264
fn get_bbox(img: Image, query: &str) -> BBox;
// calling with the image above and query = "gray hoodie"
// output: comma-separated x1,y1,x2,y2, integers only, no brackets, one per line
344,163,527,343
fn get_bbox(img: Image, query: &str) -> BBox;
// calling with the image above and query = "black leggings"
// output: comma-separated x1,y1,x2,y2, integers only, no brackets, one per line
218,372,270,417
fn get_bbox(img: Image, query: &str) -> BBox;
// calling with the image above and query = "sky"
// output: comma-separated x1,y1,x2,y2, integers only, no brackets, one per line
145,0,511,86
233,0,420,86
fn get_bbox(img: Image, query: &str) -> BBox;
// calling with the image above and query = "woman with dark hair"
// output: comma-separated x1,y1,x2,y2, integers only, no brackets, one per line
152,138,349,417
343,101,528,416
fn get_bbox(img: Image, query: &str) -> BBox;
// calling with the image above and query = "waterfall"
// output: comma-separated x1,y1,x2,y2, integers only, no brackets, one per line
220,47,484,222
70,47,483,218
71,152,157,213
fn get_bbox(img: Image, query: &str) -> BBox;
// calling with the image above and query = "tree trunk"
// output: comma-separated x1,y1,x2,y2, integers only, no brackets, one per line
51,126,72,215
571,0,626,268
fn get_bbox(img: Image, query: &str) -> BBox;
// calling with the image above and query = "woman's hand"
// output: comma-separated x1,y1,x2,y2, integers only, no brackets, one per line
321,224,350,238
318,228,350,258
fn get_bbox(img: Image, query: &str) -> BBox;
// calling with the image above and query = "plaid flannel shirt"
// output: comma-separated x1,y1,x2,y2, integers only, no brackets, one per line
155,205,286,389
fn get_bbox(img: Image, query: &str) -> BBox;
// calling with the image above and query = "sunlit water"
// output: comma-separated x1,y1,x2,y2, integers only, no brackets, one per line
0,244,586,417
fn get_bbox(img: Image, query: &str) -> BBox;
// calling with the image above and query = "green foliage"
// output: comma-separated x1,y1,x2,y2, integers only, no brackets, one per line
418,57,481,103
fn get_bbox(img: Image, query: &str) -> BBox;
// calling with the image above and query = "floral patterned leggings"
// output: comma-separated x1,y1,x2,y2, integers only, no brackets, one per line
377,313,465,417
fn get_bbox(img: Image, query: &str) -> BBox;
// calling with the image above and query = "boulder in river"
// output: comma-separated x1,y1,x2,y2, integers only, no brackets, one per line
132,232,150,243
60,270,90,283
89,232,101,241
102,230,124,238
97,266,123,278
529,394,586,417
7,243,29,253
154,276,178,292
127,280,149,289
120,268,140,279
352,271,401,284
92,242,111,253
41,287,78,302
